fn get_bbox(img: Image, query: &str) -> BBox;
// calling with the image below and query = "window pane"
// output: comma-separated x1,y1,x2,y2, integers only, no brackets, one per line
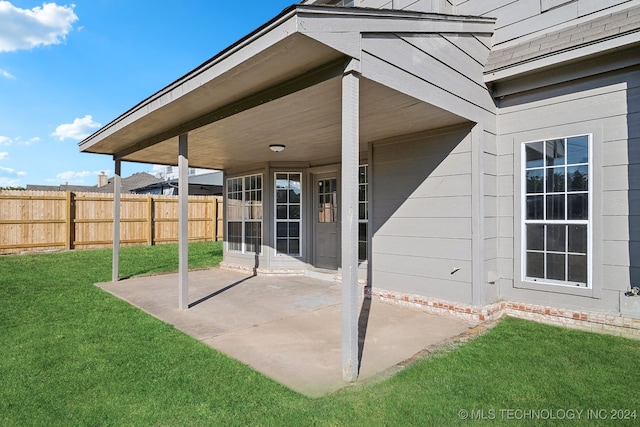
228,222,242,252
244,222,261,254
289,239,300,256
289,222,300,238
290,188,301,204
276,205,287,219
547,224,566,252
359,223,367,242
276,222,288,238
568,225,587,253
568,254,587,283
547,253,566,280
276,239,288,254
547,167,565,192
289,205,301,220
289,176,301,203
526,169,544,193
359,166,367,184
359,203,368,220
567,136,589,164
546,139,565,166
527,252,544,279
358,242,367,261
546,194,565,220
526,224,544,251
526,142,544,168
567,194,588,220
276,189,288,203
526,196,544,220
567,165,588,191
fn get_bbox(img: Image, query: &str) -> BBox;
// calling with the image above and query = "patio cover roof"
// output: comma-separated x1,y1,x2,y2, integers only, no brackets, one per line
78,5,495,170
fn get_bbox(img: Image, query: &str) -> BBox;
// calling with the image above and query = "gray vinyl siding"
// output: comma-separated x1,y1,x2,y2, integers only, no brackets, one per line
361,32,495,132
359,0,454,13
496,65,640,316
371,125,476,303
456,0,636,46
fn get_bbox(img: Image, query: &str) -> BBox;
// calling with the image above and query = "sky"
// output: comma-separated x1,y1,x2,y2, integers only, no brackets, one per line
0,0,295,188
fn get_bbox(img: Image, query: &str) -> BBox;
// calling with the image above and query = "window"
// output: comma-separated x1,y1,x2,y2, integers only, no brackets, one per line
317,178,337,223
359,165,368,261
275,173,302,256
523,135,590,287
226,174,262,254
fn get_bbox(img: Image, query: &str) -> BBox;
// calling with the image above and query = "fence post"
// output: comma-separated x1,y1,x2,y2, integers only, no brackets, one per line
217,197,224,242
147,195,154,246
66,191,75,250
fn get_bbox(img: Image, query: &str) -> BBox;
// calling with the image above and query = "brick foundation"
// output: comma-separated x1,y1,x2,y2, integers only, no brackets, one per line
367,287,640,340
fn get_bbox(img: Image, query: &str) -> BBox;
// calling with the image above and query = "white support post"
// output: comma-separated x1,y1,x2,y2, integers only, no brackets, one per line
112,159,121,282
178,134,189,310
341,59,360,382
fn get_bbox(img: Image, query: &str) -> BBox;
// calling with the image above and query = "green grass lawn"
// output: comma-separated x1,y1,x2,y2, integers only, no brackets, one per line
1,242,639,426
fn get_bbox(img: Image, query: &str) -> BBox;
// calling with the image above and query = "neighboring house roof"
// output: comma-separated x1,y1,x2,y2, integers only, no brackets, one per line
97,172,162,193
131,180,223,196
26,172,162,193
26,184,100,192
485,5,640,75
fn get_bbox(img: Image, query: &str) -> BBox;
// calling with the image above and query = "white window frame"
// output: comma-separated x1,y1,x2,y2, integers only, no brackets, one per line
520,134,593,288
358,164,368,262
226,174,263,255
274,172,303,257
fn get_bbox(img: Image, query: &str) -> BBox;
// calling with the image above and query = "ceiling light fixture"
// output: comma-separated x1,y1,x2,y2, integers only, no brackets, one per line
269,144,285,152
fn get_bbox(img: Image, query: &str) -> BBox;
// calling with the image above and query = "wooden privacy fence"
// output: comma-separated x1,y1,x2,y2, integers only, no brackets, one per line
0,190,224,255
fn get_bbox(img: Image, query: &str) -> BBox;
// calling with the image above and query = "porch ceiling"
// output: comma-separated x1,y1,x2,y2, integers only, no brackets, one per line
119,76,466,170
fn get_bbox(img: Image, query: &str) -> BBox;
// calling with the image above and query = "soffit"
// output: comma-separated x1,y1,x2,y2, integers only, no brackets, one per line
121,76,466,170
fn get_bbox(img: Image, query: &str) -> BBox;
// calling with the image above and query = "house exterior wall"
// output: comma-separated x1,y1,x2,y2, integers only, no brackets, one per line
456,0,636,46
358,0,454,14
370,125,477,304
495,65,640,318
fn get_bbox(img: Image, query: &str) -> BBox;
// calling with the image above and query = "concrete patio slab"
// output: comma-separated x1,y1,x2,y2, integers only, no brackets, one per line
97,268,475,397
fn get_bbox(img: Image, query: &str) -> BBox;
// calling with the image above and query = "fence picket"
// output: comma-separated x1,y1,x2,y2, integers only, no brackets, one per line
0,191,223,254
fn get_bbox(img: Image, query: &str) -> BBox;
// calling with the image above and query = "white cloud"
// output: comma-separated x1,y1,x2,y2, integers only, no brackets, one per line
0,151,8,159
0,68,15,79
0,1,78,53
56,170,103,181
23,136,40,145
0,165,25,176
0,177,20,187
52,115,101,141
0,135,42,145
